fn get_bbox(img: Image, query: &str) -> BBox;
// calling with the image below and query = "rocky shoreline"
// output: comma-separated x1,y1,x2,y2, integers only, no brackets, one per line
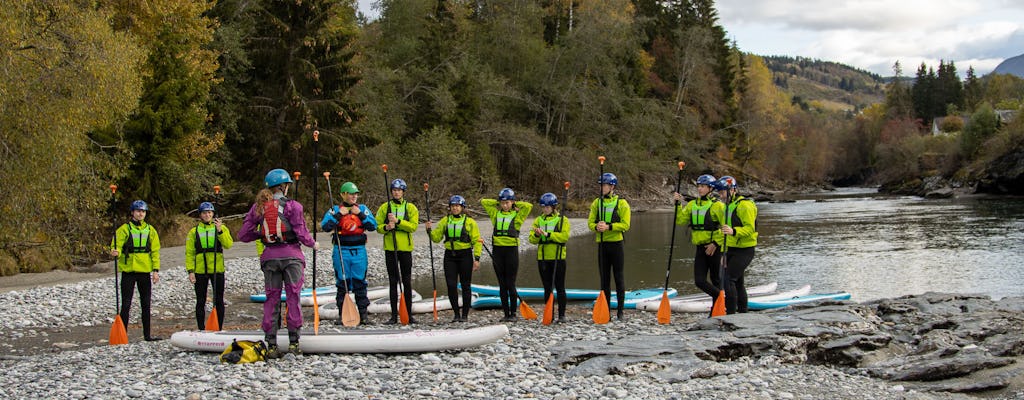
0,220,1022,399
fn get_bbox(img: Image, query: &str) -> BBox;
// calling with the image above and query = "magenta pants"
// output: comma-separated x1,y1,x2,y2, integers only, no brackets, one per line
260,257,305,333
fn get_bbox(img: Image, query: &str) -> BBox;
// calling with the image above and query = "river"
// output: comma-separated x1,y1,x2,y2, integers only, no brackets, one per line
467,188,1024,302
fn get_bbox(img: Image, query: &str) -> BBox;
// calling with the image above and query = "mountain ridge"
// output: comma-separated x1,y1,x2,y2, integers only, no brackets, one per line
992,53,1024,77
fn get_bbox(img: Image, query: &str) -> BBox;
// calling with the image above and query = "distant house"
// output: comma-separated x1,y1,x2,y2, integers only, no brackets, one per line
931,109,1017,136
932,116,967,136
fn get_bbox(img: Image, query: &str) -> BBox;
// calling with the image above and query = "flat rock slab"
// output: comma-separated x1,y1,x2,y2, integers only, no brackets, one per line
549,293,1024,393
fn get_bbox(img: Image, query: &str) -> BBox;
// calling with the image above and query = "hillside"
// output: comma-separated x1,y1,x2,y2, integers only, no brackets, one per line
992,53,1024,78
762,56,887,112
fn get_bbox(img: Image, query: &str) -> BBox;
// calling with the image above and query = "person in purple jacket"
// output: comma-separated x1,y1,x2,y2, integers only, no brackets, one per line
239,168,319,358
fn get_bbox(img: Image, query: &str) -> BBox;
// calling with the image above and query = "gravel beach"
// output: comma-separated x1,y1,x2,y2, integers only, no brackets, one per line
0,218,1017,399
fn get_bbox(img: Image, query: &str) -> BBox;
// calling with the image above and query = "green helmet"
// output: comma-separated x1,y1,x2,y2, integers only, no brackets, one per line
340,181,360,194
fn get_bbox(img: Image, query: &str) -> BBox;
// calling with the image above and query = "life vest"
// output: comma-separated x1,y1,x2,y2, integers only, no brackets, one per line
387,200,411,222
444,215,472,244
261,198,297,245
690,198,719,231
725,196,756,230
492,210,520,238
595,197,622,224
337,207,366,236
194,223,224,254
122,222,152,254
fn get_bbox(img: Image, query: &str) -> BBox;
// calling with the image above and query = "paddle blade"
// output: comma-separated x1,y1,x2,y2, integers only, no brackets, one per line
312,290,320,335
520,299,538,320
109,316,128,345
593,291,610,324
341,293,360,327
542,294,554,325
398,293,410,325
205,308,220,332
656,291,672,325
711,290,727,317
432,290,438,321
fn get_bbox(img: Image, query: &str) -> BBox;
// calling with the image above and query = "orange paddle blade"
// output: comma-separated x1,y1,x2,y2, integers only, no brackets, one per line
542,294,554,325
205,308,220,332
593,290,610,324
656,291,672,324
312,289,320,334
520,299,538,320
398,293,410,325
432,290,438,321
109,316,128,345
711,290,726,317
341,293,360,327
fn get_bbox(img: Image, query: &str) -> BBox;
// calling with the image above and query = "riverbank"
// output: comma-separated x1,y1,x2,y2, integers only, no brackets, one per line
2,217,1023,399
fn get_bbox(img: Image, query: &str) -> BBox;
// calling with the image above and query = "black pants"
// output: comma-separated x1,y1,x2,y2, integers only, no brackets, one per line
725,246,756,314
384,250,414,317
693,243,722,301
598,241,625,311
193,272,225,330
120,272,153,339
538,259,567,318
492,245,520,317
444,248,474,318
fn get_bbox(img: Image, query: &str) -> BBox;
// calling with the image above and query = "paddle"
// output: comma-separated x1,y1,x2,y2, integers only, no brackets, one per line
204,185,222,332
657,161,686,325
424,183,438,321
710,181,730,318
108,184,128,345
382,164,410,325
310,134,321,333
543,181,571,326
593,156,610,324
324,171,360,327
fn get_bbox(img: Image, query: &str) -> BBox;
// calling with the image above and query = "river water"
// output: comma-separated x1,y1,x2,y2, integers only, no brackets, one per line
468,188,1024,302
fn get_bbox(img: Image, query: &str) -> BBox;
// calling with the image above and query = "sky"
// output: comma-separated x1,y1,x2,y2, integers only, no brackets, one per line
355,0,1023,78
715,0,1023,77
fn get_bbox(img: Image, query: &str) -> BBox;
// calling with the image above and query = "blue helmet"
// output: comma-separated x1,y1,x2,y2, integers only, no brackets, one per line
448,195,466,206
264,168,293,188
715,176,737,191
598,172,618,186
696,174,717,186
539,193,558,207
390,179,407,191
498,188,515,201
198,202,215,212
130,200,149,211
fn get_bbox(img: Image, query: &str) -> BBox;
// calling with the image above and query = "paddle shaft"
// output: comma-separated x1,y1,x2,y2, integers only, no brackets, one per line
424,184,436,292
662,164,685,290
382,166,408,322
550,183,570,296
313,134,319,312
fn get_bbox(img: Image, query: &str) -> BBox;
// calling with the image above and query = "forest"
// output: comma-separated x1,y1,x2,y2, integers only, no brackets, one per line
2,0,1023,274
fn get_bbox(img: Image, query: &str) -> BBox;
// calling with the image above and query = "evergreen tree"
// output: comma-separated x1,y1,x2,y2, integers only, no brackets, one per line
963,66,984,112
912,63,936,122
226,0,362,183
885,61,912,118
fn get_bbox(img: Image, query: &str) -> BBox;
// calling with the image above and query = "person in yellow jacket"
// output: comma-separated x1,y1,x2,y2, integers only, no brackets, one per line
480,188,532,322
673,174,726,308
528,192,570,322
588,172,631,320
185,202,234,330
715,176,758,314
109,200,162,341
426,195,482,322
375,178,419,324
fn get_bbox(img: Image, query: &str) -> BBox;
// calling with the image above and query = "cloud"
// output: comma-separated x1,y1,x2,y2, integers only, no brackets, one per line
716,0,1024,76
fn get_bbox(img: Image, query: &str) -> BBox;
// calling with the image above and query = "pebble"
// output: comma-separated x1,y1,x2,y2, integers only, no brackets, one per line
0,226,1011,400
